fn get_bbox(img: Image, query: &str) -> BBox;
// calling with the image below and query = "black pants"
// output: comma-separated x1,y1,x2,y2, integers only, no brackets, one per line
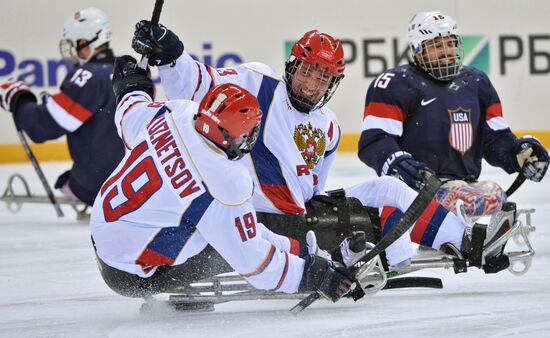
95,244,233,298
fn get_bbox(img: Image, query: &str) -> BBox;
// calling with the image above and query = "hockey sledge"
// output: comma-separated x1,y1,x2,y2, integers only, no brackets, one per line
142,203,536,313
141,243,443,313
401,203,536,277
142,272,443,314
1,173,89,220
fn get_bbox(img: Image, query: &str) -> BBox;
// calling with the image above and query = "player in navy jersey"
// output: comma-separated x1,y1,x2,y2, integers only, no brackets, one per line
0,7,125,206
359,10,549,218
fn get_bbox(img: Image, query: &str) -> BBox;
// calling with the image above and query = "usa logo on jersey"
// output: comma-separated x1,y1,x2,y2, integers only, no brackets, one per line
448,107,473,155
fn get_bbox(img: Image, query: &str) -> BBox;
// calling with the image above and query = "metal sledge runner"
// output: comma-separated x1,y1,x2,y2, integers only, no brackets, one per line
141,269,444,313
148,195,537,313
392,203,536,277
1,173,89,220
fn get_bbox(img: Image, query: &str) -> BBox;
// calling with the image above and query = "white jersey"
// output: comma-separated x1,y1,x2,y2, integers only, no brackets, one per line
159,54,469,267
159,52,341,215
90,91,305,293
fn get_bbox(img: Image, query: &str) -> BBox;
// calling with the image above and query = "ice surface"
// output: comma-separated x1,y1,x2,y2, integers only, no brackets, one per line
1,155,549,338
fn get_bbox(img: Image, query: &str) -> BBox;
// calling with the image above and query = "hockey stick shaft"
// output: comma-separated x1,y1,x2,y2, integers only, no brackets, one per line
505,173,526,197
137,0,165,69
13,121,63,217
290,174,442,314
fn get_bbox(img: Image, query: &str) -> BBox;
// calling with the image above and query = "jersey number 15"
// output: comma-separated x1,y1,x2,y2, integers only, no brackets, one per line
374,72,395,89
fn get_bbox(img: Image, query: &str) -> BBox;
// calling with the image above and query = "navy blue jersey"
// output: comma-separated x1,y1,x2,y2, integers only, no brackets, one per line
13,50,125,205
358,64,519,181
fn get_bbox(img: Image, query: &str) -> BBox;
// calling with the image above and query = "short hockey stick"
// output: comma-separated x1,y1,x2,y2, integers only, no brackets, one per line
506,142,548,197
137,0,165,69
13,118,63,217
505,173,525,198
290,173,442,314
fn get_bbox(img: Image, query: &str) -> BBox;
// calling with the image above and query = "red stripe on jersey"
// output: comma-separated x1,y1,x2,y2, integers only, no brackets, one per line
205,65,217,88
260,184,305,215
51,92,93,122
273,251,289,291
241,245,276,277
327,122,334,141
119,100,146,150
135,248,175,268
410,200,439,243
100,141,148,195
364,102,405,122
191,63,202,101
289,237,301,256
117,94,133,108
486,103,503,120
380,206,397,232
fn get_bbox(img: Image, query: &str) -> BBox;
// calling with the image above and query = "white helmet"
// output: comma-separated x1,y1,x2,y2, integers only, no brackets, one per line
59,7,112,64
407,11,463,81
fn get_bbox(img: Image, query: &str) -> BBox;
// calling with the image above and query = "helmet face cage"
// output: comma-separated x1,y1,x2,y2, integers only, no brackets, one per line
284,58,343,113
407,11,463,81
412,34,464,81
284,30,345,113
59,39,79,66
221,123,261,160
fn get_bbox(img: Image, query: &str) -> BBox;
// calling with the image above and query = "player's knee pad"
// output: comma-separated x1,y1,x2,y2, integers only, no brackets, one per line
306,189,380,248
257,189,380,249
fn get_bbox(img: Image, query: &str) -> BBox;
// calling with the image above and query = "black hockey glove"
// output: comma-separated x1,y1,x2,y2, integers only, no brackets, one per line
0,80,37,113
112,55,155,104
514,136,549,182
132,20,184,67
299,254,356,302
382,151,435,191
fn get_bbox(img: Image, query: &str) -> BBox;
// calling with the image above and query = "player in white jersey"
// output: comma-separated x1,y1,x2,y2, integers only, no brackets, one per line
90,55,357,301
130,23,510,269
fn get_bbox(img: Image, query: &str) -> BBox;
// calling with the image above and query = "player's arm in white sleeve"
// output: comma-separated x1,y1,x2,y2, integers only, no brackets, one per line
114,90,166,150
158,51,250,103
158,51,224,102
314,118,341,195
197,200,305,293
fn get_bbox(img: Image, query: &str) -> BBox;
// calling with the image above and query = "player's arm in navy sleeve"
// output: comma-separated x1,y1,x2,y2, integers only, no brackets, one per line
13,66,107,143
479,73,518,173
358,72,406,175
12,98,66,143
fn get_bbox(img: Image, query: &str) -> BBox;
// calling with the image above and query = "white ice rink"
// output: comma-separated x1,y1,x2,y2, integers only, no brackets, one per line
1,154,549,337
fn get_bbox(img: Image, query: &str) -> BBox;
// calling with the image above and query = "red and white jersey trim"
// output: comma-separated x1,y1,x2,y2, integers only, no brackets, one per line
46,93,92,132
361,115,403,136
487,116,509,131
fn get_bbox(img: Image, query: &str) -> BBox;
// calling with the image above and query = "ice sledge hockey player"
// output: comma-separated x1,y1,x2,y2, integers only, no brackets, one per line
90,55,359,301
0,7,124,206
129,22,496,271
359,10,549,218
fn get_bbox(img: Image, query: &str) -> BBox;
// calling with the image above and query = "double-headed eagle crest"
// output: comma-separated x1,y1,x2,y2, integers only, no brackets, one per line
293,122,326,169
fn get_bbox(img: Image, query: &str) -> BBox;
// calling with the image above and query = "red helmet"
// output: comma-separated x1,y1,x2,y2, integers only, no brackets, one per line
195,83,262,160
285,30,345,113
290,30,345,77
